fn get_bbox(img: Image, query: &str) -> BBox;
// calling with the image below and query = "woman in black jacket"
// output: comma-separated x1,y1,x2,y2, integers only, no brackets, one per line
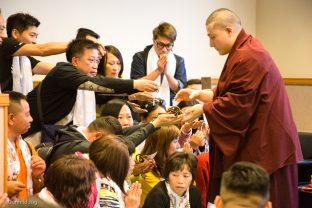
143,152,202,208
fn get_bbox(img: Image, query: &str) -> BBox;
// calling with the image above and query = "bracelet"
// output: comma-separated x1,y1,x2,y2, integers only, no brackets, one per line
34,175,43,183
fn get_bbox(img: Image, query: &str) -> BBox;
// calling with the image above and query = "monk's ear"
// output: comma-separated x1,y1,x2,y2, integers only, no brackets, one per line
225,26,234,36
214,195,223,208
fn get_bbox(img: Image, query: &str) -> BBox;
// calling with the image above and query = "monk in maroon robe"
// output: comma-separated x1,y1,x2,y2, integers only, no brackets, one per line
176,8,302,208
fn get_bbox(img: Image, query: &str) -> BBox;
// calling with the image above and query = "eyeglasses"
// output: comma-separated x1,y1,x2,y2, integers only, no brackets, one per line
86,58,100,65
154,40,174,50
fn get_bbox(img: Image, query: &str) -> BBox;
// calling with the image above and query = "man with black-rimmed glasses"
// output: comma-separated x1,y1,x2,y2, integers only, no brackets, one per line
131,22,187,106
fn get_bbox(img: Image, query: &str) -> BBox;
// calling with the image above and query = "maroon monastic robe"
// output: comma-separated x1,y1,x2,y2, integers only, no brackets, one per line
203,29,303,208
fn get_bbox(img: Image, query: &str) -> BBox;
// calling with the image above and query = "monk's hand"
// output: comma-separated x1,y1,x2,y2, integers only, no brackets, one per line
197,89,214,103
133,79,159,92
176,89,214,103
182,104,204,123
175,89,200,102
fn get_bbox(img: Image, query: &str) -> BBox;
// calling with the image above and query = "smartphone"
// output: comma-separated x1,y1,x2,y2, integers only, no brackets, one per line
201,77,212,89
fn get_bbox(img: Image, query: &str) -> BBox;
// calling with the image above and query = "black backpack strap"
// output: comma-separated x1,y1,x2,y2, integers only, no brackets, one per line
44,139,78,169
36,82,44,126
45,127,86,168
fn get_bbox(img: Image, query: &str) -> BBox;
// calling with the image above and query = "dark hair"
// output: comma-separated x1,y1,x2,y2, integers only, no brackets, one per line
177,100,199,110
44,154,97,208
89,135,129,193
139,98,166,119
221,162,270,201
153,22,177,42
186,79,201,87
163,152,197,184
5,91,27,114
100,99,129,118
66,38,99,62
76,28,100,39
6,13,40,38
100,45,123,78
141,125,180,177
87,116,122,135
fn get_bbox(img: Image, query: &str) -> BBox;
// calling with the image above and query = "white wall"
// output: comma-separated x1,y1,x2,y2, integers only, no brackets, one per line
286,86,312,132
256,0,312,131
256,0,312,77
1,0,256,79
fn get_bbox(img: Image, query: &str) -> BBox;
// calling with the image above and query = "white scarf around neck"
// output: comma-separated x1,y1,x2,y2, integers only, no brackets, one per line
73,89,96,127
165,181,190,208
12,56,33,95
7,137,33,201
38,187,60,207
146,46,176,107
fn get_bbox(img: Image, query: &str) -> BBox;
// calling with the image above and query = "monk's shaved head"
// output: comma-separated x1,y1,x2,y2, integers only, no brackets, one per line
206,8,241,30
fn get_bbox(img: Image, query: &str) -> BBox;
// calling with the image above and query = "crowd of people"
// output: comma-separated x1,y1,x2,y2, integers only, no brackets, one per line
0,7,302,208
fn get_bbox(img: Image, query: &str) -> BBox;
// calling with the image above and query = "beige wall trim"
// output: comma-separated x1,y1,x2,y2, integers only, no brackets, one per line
283,78,312,86
211,78,312,86
212,78,219,86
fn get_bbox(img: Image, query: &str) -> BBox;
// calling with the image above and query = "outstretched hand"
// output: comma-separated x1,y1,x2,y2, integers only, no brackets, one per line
182,104,204,123
175,89,200,102
128,92,154,101
175,89,214,103
152,113,183,128
133,79,159,92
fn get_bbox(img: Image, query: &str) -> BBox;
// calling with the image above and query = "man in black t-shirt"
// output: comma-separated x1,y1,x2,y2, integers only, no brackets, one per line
25,39,159,146
0,13,67,93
